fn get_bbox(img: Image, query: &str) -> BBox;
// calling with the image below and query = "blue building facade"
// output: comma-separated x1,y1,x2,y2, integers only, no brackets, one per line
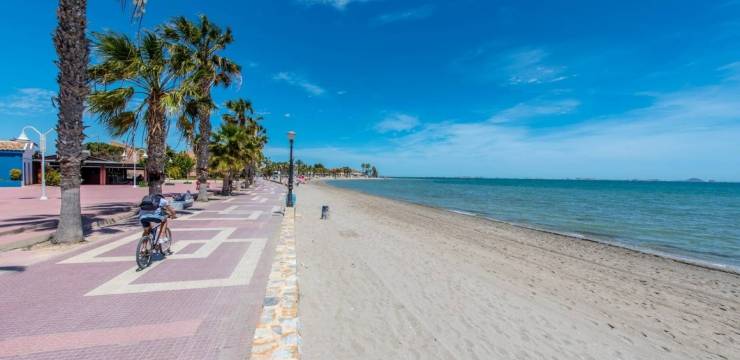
0,140,35,187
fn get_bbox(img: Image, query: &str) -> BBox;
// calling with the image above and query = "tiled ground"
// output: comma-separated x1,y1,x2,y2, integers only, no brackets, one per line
0,180,286,359
0,183,200,249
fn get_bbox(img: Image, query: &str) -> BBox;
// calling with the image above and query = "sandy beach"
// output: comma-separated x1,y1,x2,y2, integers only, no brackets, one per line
295,181,739,359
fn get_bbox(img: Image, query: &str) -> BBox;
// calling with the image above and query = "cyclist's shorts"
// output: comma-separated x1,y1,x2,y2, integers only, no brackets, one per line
140,215,165,228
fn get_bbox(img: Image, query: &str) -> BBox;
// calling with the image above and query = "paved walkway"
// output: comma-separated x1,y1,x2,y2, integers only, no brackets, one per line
0,183,199,249
0,180,286,359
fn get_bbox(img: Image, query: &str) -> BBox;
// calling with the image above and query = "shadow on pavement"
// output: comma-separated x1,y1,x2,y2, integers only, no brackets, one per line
0,266,26,272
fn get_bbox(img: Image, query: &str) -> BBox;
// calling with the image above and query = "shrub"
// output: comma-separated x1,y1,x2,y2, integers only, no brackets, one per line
45,168,61,186
9,168,22,181
165,166,183,180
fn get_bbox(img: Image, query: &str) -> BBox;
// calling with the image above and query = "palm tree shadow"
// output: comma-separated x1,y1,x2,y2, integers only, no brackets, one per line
0,266,26,272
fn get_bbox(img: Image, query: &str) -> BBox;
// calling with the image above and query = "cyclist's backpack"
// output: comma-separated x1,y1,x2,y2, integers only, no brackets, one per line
140,194,163,211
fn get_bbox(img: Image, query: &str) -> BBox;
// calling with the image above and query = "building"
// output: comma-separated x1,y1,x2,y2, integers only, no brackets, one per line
34,154,144,185
0,140,35,187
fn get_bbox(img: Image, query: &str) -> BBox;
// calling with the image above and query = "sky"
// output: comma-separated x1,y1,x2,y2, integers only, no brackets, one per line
1,0,740,181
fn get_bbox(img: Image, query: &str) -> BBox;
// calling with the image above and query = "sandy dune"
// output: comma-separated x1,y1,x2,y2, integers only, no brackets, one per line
294,182,739,360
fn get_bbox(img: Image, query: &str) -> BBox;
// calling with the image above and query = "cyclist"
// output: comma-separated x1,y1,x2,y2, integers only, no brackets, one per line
139,193,177,250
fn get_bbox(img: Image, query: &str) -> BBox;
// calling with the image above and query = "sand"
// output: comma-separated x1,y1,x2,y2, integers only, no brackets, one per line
294,181,739,360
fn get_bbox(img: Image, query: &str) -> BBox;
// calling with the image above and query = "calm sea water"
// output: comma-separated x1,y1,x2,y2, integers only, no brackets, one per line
327,178,740,271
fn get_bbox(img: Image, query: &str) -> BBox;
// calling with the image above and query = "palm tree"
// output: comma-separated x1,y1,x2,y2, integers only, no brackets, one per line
222,98,266,186
88,30,197,195
210,123,252,195
222,98,254,126
164,15,241,202
52,0,89,244
52,1,150,244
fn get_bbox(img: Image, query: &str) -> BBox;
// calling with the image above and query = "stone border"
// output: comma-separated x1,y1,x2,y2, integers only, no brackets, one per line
250,207,301,359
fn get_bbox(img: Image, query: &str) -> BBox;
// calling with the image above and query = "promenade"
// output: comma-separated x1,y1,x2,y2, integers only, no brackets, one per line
0,180,286,359
0,183,198,250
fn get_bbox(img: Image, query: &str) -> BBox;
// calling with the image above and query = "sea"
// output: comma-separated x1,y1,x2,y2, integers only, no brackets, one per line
326,178,740,272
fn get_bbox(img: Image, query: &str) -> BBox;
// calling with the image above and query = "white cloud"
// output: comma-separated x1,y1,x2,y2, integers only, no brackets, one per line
455,46,570,85
298,0,369,10
488,99,580,123
274,80,740,181
718,61,740,81
337,90,348,95
375,5,435,24
0,88,56,116
503,48,568,85
375,113,420,133
284,113,292,118
273,72,326,96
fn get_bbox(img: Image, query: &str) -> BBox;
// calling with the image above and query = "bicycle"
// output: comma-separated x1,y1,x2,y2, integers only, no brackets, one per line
135,217,173,270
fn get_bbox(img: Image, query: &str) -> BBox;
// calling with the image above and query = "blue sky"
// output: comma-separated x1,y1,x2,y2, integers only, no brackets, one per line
1,1,740,180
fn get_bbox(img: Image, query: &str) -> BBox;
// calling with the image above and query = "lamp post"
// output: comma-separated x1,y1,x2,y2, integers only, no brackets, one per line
18,126,54,200
142,152,148,186
286,131,296,207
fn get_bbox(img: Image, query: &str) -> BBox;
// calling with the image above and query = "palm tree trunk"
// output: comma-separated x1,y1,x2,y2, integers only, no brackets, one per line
146,100,166,195
222,171,231,196
244,163,254,187
53,0,88,244
196,85,212,202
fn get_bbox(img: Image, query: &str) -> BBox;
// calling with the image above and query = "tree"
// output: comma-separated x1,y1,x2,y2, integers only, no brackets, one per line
371,166,378,178
313,163,327,177
53,0,89,244
222,98,265,186
209,123,252,195
222,98,254,126
165,147,195,179
88,30,197,195
360,163,372,176
85,142,124,161
164,15,241,202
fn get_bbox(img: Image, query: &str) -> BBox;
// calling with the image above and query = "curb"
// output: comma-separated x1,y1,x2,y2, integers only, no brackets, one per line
250,207,301,359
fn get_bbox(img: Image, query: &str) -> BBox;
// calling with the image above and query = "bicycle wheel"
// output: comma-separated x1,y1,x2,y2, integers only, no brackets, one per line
136,235,153,269
161,228,173,255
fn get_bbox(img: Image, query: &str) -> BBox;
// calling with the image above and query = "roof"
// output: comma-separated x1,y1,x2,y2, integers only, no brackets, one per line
0,140,31,151
36,154,136,166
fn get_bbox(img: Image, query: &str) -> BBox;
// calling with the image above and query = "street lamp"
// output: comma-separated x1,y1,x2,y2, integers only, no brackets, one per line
286,131,296,207
18,126,54,200
141,152,148,185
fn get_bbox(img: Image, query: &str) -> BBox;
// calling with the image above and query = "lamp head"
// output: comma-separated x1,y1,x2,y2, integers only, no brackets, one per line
287,131,296,141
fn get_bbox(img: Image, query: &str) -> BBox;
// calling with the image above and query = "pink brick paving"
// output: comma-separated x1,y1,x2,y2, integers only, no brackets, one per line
0,180,286,359
0,183,199,250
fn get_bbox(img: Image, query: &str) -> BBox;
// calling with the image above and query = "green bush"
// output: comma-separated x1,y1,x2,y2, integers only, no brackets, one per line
45,168,61,186
165,166,183,180
165,148,195,180
9,168,22,181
